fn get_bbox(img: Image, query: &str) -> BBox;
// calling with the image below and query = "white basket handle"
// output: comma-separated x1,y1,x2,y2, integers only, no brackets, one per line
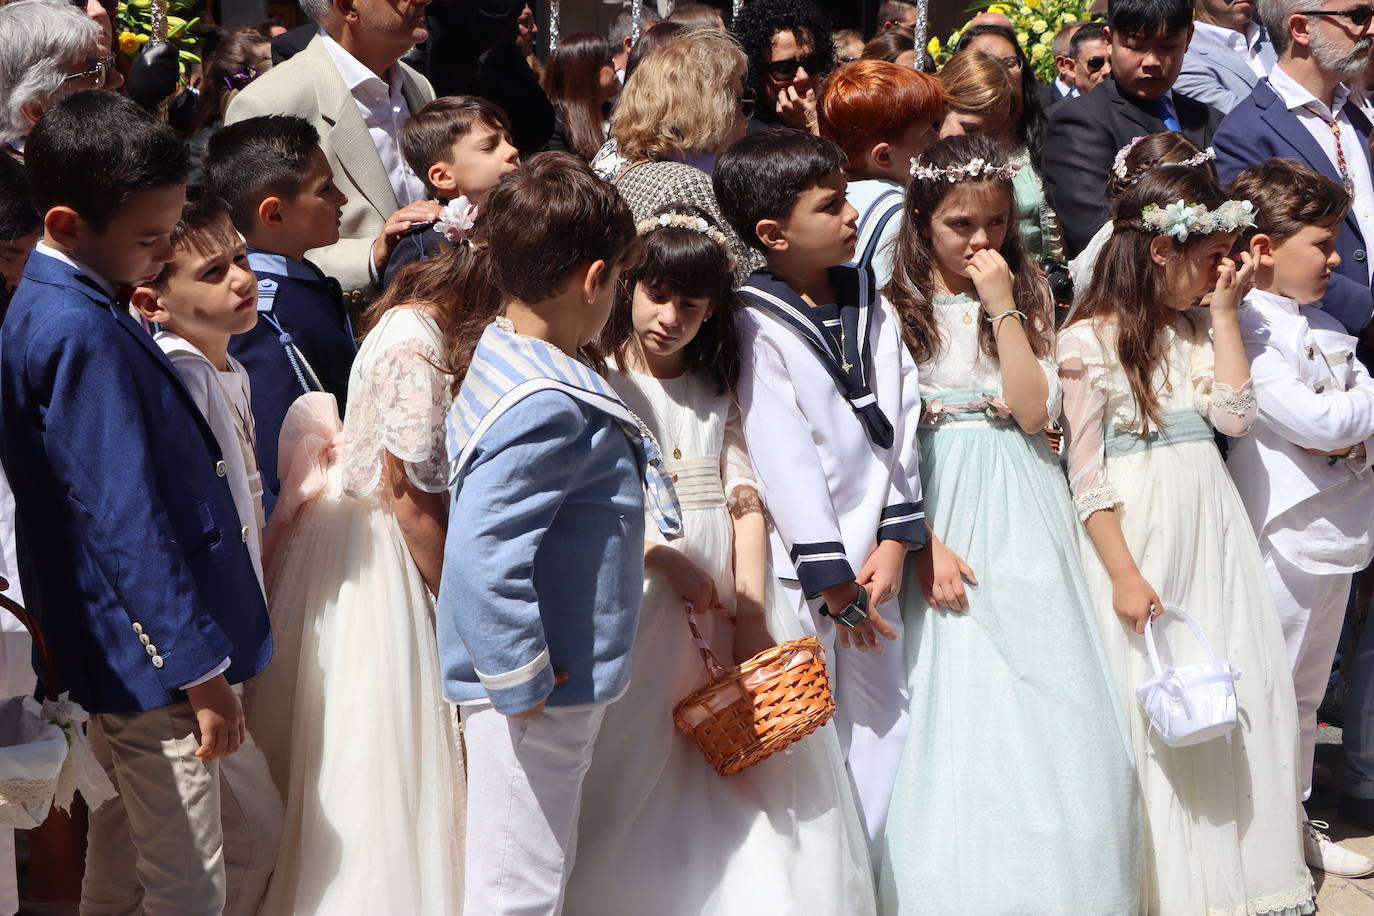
1143,604,1219,677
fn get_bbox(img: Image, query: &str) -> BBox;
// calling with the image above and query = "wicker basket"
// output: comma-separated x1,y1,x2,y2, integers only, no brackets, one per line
0,584,64,827
672,602,835,776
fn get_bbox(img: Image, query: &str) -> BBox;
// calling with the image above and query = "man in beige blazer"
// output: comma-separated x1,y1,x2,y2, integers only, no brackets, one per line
225,0,438,310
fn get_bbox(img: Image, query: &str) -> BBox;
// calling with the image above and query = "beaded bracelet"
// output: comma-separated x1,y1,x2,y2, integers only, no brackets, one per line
986,309,1028,325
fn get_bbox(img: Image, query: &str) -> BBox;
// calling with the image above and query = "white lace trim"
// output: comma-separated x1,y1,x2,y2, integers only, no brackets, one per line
1210,379,1256,418
1074,484,1122,521
1203,876,1315,916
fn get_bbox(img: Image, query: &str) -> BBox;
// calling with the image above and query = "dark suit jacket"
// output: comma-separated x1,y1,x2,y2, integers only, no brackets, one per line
271,23,318,65
1214,78,1374,335
0,252,271,713
1043,76,1224,256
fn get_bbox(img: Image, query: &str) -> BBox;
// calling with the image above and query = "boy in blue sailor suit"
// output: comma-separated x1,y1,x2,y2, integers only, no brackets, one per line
714,128,926,853
0,92,281,916
205,115,357,518
435,154,680,916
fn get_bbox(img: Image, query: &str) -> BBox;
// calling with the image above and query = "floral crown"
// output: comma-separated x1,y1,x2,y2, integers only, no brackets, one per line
909,156,1019,184
1111,136,1216,180
1139,198,1257,242
635,212,735,266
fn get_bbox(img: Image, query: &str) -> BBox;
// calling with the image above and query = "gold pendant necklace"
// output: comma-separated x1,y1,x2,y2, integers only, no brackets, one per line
838,320,853,372
665,373,690,461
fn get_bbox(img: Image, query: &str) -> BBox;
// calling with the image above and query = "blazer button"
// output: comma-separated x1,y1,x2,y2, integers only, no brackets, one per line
215,460,227,477
240,526,250,542
1357,249,1368,263
132,622,143,635
151,655,164,669
145,644,158,657
138,634,150,646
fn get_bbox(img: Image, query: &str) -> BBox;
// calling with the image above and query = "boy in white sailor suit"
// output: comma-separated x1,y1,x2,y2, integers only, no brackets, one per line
1227,161,1374,871
714,129,925,850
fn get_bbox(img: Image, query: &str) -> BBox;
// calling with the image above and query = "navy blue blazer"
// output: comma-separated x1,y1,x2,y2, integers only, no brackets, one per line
0,251,271,713
234,250,356,518
1214,78,1374,335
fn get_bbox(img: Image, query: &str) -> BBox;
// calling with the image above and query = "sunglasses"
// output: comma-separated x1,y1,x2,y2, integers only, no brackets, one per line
992,54,1023,71
1081,55,1108,73
223,66,260,90
737,95,756,118
1299,6,1374,27
63,55,114,89
765,52,830,81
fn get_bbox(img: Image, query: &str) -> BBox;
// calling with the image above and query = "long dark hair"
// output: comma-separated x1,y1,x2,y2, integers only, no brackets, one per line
1071,165,1229,433
596,204,740,393
955,24,1046,165
885,134,1053,366
196,29,271,132
543,32,613,160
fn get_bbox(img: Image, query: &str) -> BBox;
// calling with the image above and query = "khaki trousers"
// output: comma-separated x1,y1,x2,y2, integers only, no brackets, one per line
80,696,283,916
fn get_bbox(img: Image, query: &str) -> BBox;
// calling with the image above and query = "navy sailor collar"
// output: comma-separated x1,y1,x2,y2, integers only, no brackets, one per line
738,263,894,449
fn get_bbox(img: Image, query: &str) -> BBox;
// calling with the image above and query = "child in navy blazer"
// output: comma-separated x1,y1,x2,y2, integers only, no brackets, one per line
0,92,277,916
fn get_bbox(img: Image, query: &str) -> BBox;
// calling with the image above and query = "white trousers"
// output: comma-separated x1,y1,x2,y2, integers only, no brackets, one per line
1263,544,1353,801
461,703,606,916
781,579,909,849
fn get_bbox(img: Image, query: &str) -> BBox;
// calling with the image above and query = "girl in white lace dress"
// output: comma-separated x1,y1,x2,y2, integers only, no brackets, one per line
562,208,875,915
1059,166,1314,915
246,290,463,915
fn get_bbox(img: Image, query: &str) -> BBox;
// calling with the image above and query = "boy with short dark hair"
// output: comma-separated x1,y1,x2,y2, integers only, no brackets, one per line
437,152,680,915
1226,158,1374,878
0,89,275,915
0,155,39,321
384,95,519,286
204,114,355,518
714,127,925,849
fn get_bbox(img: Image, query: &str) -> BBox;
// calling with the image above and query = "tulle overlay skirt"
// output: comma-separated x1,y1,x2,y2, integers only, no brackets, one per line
881,419,1142,915
244,470,464,916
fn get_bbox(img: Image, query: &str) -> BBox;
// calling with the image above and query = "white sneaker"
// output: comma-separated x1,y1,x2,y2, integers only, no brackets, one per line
1304,820,1374,878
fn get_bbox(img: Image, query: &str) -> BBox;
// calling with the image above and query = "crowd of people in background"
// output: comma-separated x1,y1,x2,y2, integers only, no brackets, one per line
4,0,1374,914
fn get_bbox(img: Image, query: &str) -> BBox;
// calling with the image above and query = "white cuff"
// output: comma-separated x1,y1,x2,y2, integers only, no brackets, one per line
180,657,230,690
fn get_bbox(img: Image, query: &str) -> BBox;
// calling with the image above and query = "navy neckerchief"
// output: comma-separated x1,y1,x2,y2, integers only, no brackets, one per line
738,264,894,449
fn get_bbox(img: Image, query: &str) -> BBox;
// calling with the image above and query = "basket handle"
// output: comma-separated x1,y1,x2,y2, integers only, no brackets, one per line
1143,604,1217,678
0,577,58,702
683,601,730,681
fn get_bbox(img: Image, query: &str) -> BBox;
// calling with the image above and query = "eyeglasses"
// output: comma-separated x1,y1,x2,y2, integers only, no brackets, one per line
993,54,1022,71
1299,6,1374,28
1081,55,1108,73
765,51,830,81
736,95,756,118
63,55,114,89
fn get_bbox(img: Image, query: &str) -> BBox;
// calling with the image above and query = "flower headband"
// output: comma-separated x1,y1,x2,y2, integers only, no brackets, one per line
909,156,1020,184
1111,135,1216,180
635,212,736,266
1140,198,1257,242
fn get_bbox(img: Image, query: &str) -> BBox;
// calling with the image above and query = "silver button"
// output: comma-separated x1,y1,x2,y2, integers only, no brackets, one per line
132,622,143,635
138,634,150,646
215,460,227,477
151,655,164,669
240,526,249,542
145,644,158,658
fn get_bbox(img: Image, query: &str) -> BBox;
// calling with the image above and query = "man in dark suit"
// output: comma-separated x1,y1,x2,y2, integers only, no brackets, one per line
1213,0,1374,336
1043,0,1224,256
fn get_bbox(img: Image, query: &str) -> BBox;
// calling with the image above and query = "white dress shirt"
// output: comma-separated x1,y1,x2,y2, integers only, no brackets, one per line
1193,19,1269,80
1269,63,1374,280
320,34,426,209
1054,77,1079,100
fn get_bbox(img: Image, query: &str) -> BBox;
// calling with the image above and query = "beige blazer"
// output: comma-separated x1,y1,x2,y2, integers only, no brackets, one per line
224,34,435,307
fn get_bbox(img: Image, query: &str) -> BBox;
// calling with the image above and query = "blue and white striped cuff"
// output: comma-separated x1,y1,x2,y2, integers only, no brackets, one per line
789,540,856,599
877,501,925,547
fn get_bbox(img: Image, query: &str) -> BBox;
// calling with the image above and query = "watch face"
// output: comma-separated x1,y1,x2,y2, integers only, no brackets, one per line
835,603,868,628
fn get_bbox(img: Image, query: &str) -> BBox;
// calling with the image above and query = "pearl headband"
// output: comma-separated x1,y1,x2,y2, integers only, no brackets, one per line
909,156,1019,184
635,212,736,267
1112,135,1216,180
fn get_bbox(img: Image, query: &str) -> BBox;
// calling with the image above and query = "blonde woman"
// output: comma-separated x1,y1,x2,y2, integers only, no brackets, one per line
606,26,762,283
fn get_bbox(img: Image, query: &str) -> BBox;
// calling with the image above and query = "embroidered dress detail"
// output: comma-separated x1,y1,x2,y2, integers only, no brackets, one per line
448,319,683,537
1211,380,1257,417
1074,484,1124,521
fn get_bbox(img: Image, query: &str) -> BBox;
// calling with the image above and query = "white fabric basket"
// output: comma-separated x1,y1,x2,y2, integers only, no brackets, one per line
1136,605,1242,748
0,695,67,828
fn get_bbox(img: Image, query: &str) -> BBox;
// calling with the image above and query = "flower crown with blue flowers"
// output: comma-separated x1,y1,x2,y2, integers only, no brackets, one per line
1139,198,1257,242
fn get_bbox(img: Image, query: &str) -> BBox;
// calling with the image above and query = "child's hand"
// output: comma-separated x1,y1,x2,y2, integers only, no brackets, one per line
857,539,908,607
508,670,570,719
184,675,244,761
967,249,1016,313
731,618,775,665
775,84,819,133
371,200,445,273
914,539,977,612
821,581,899,652
1111,573,1163,635
1204,251,1256,315
645,543,719,611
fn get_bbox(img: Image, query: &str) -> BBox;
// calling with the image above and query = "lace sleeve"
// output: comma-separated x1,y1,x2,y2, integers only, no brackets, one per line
721,397,758,504
1058,325,1122,521
1187,316,1258,436
375,339,452,492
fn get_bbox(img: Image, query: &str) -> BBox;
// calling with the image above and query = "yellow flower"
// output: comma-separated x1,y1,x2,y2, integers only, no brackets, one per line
118,30,141,55
1031,17,1049,32
988,3,1009,13
928,36,942,55
1016,30,1030,46
1026,0,1042,8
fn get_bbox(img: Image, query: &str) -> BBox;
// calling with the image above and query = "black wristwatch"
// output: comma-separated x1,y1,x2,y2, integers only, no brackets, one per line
825,583,869,628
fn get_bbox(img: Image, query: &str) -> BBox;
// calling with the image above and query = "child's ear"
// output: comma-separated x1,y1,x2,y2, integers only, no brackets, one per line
755,218,787,254
869,142,893,173
1148,235,1175,267
43,206,84,249
582,258,609,303
1248,232,1276,267
428,162,457,196
129,285,171,325
258,196,285,231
